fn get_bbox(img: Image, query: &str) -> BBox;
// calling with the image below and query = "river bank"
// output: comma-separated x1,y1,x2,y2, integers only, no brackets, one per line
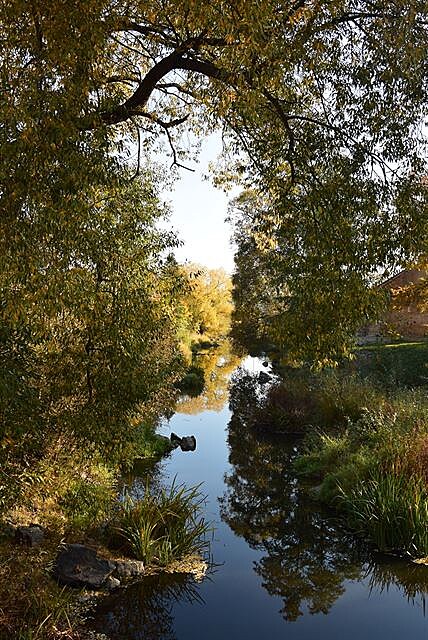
85,356,428,639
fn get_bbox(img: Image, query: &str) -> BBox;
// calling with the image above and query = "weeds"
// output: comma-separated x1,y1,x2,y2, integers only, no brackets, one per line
290,364,428,557
107,479,211,566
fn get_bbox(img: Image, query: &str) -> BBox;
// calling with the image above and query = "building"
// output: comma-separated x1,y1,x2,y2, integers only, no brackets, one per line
358,269,428,342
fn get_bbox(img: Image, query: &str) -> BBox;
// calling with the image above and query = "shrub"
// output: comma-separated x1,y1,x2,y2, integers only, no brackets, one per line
176,366,205,397
252,369,386,434
357,341,428,388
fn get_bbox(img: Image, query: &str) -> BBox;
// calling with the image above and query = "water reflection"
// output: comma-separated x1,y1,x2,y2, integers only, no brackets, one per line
367,557,428,613
89,363,428,639
221,368,428,622
178,340,241,414
91,574,204,640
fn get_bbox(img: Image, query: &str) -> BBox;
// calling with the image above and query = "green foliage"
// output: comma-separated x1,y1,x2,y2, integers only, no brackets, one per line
136,424,174,459
177,365,205,397
357,340,428,387
2,0,427,369
1,166,187,460
340,473,428,557
108,481,210,566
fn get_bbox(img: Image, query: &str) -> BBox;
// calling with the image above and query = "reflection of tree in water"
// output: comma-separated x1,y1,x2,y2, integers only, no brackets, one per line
90,573,203,640
222,368,428,621
221,368,363,621
178,340,242,414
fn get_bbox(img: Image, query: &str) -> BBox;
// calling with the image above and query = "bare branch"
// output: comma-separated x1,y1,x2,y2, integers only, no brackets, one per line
163,126,195,172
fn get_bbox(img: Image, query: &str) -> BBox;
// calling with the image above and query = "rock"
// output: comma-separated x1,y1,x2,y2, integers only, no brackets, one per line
258,371,271,384
14,524,45,546
114,559,145,579
180,436,196,452
104,576,121,590
170,432,182,448
170,433,196,451
52,543,116,590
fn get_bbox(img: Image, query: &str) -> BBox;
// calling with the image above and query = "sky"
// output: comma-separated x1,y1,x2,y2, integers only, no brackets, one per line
163,133,236,274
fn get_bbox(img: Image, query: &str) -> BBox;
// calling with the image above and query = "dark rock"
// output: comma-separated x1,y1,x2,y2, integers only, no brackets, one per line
180,435,196,452
114,559,145,579
258,371,271,384
170,433,196,451
170,432,182,448
15,524,45,546
52,543,116,590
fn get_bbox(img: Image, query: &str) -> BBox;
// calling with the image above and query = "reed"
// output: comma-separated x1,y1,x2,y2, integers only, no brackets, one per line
109,479,211,566
340,472,428,557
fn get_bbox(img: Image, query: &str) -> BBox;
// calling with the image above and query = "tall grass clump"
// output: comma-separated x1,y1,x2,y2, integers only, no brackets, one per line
340,472,428,557
108,480,211,566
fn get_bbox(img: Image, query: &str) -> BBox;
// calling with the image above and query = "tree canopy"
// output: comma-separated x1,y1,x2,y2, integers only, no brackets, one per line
1,0,428,385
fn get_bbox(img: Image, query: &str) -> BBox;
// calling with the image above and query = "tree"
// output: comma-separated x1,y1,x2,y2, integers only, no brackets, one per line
0,164,186,459
1,0,427,373
179,264,233,348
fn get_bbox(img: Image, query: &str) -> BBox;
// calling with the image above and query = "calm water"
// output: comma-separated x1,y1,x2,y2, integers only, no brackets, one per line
92,358,428,639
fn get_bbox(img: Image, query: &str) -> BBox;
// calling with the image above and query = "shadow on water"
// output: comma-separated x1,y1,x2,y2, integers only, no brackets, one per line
88,362,428,638
90,574,204,640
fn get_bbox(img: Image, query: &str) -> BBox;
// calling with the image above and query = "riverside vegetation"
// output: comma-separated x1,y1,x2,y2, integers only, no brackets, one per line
0,260,232,640
2,1,428,637
238,342,428,558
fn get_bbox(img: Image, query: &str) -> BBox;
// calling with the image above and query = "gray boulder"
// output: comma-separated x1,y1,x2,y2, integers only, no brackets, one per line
105,576,121,590
52,543,118,590
114,559,145,579
15,524,45,546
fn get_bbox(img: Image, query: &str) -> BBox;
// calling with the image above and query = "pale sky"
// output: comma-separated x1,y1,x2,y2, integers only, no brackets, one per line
163,133,236,273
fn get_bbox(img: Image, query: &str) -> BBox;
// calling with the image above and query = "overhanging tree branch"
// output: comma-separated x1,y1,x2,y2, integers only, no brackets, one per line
99,49,229,126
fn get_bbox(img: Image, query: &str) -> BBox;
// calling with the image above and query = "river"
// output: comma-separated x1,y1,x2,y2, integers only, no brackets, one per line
91,357,428,639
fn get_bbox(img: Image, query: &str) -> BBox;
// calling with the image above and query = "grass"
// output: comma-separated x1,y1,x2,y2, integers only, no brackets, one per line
258,344,428,558
0,533,79,639
0,426,186,639
107,479,211,566
356,340,428,387
340,472,428,557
